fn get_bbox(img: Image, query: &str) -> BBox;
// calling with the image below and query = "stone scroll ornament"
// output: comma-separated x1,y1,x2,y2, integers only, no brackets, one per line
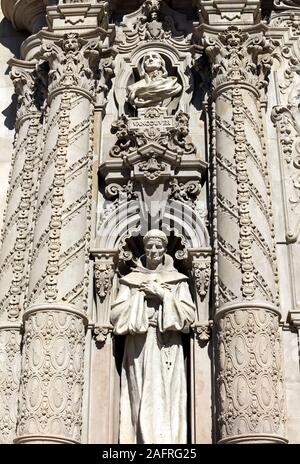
127,52,182,109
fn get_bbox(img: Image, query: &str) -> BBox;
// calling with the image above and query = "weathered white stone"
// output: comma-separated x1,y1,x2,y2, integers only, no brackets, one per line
1,0,300,445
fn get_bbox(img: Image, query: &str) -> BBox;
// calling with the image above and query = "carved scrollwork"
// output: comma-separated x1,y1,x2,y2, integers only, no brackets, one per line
272,104,300,242
92,324,113,348
192,321,213,346
192,257,211,300
109,115,146,158
94,260,115,300
170,179,201,206
109,109,196,159
105,180,137,201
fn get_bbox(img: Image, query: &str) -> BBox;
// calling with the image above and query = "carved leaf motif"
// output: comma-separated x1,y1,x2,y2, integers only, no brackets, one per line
259,375,273,408
257,335,271,366
233,417,248,435
51,336,70,370
234,336,247,366
219,342,226,370
192,259,211,299
234,375,250,408
49,418,63,436
72,383,82,414
50,377,67,411
233,310,247,326
95,262,114,299
29,338,44,370
26,377,42,410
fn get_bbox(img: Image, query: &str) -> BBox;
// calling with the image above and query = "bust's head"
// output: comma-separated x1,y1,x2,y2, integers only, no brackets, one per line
143,229,168,269
141,52,167,78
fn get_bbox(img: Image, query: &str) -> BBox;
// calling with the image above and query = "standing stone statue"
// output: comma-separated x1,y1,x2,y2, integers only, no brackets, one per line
110,229,195,444
127,52,182,108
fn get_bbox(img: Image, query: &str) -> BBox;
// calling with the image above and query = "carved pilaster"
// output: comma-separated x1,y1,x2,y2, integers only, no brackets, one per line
0,61,43,444
195,21,287,442
0,62,43,323
17,11,113,442
92,251,117,348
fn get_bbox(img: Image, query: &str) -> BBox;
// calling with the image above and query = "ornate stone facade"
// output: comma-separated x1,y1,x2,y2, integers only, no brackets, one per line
1,0,300,444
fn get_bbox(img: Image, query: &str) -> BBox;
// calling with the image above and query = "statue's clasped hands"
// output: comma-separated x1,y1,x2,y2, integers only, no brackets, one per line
140,280,165,300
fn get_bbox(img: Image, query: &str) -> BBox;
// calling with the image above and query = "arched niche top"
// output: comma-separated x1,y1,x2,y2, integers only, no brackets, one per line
94,199,210,253
114,42,193,116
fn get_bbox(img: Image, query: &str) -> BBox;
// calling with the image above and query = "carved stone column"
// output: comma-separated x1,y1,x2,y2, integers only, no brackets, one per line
15,27,109,443
0,62,43,443
197,24,287,443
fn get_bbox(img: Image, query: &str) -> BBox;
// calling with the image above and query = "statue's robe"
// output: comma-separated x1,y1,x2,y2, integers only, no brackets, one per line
110,255,195,444
128,75,182,108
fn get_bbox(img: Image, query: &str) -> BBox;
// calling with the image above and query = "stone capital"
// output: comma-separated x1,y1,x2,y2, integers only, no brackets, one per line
40,32,103,98
9,59,42,123
194,24,275,94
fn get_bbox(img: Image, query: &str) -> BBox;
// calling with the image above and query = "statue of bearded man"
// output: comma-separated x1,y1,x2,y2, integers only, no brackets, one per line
127,52,182,109
110,230,195,444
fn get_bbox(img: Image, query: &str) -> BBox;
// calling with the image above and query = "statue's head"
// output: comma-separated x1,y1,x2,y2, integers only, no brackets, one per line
141,52,167,78
143,229,168,267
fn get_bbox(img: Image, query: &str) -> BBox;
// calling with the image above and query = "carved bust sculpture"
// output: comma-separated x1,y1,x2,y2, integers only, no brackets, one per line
110,229,195,443
127,52,182,108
